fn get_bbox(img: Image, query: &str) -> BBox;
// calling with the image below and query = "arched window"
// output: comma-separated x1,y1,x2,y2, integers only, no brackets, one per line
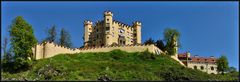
211,67,214,70
201,66,204,70
194,66,197,69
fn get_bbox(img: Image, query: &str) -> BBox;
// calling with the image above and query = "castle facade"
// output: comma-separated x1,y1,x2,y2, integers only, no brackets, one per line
84,11,141,47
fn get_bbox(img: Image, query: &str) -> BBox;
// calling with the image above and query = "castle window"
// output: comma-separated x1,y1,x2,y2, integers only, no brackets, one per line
89,28,91,30
201,66,204,70
107,19,109,21
211,67,214,70
107,37,109,39
194,66,197,69
106,23,110,27
106,27,110,31
134,33,137,37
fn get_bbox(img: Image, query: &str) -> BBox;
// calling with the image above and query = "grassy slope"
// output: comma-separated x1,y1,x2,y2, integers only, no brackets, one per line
1,50,238,81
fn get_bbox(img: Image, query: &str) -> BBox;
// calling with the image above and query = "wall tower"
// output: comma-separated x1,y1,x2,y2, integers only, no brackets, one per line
133,21,142,44
84,20,93,46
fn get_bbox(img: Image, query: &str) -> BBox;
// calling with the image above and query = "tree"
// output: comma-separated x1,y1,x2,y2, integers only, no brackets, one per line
155,39,165,51
9,16,37,71
163,28,180,55
2,37,8,59
45,25,57,42
227,67,237,73
216,55,229,75
59,28,72,48
144,38,155,45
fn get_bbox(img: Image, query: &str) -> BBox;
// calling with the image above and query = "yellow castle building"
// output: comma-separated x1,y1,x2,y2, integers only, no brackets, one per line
83,11,142,47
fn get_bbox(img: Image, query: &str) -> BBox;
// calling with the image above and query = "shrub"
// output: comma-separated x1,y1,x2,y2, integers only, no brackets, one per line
110,49,127,60
139,50,156,60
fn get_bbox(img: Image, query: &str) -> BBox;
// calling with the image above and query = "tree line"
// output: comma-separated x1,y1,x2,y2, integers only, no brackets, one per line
1,16,237,75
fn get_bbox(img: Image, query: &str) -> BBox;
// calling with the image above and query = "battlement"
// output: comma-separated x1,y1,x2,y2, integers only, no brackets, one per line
133,21,142,26
32,42,163,60
84,20,93,25
113,20,132,28
104,10,113,16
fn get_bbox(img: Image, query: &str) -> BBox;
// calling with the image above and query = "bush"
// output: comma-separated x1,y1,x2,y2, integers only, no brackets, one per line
139,50,156,60
110,49,127,60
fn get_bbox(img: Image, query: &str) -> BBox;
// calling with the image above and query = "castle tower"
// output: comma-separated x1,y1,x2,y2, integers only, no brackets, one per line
133,21,142,44
84,20,93,46
104,11,113,45
173,34,178,57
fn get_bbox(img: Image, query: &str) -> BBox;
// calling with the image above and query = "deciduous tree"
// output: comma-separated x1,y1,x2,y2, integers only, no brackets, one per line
163,28,180,55
45,25,57,42
155,39,165,51
216,55,229,75
59,28,72,48
9,16,37,70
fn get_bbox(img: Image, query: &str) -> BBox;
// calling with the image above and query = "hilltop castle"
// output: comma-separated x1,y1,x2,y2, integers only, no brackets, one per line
83,11,141,47
32,11,185,67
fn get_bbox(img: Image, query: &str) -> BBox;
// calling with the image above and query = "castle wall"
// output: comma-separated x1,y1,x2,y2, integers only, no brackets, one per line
32,42,186,67
32,42,162,59
32,42,81,59
79,44,161,54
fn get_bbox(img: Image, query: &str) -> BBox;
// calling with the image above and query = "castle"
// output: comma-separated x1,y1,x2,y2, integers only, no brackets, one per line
32,11,164,60
83,11,141,47
32,11,186,68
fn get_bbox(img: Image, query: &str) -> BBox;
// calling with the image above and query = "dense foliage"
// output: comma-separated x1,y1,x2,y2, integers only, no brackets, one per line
5,16,37,72
2,50,238,81
216,55,229,75
164,28,180,55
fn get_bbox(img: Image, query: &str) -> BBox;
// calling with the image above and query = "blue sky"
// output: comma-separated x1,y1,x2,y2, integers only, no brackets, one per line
1,2,239,70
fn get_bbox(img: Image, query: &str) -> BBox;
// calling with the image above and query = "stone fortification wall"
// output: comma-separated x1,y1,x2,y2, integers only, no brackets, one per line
32,41,162,60
32,41,186,67
32,42,80,60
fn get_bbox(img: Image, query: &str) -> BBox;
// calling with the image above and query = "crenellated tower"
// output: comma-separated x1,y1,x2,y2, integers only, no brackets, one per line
133,21,142,44
84,20,93,46
104,11,113,46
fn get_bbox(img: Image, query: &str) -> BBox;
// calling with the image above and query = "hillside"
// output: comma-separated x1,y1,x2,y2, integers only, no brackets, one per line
1,49,239,81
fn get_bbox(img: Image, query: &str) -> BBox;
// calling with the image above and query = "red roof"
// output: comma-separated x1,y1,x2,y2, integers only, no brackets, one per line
178,53,188,58
190,57,217,63
178,53,217,63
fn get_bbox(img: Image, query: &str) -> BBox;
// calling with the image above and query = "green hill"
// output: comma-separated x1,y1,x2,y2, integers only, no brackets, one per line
1,49,239,81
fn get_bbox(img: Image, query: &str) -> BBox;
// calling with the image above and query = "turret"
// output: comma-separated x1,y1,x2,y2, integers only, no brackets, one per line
104,11,113,45
84,20,93,46
172,34,178,57
133,21,142,44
